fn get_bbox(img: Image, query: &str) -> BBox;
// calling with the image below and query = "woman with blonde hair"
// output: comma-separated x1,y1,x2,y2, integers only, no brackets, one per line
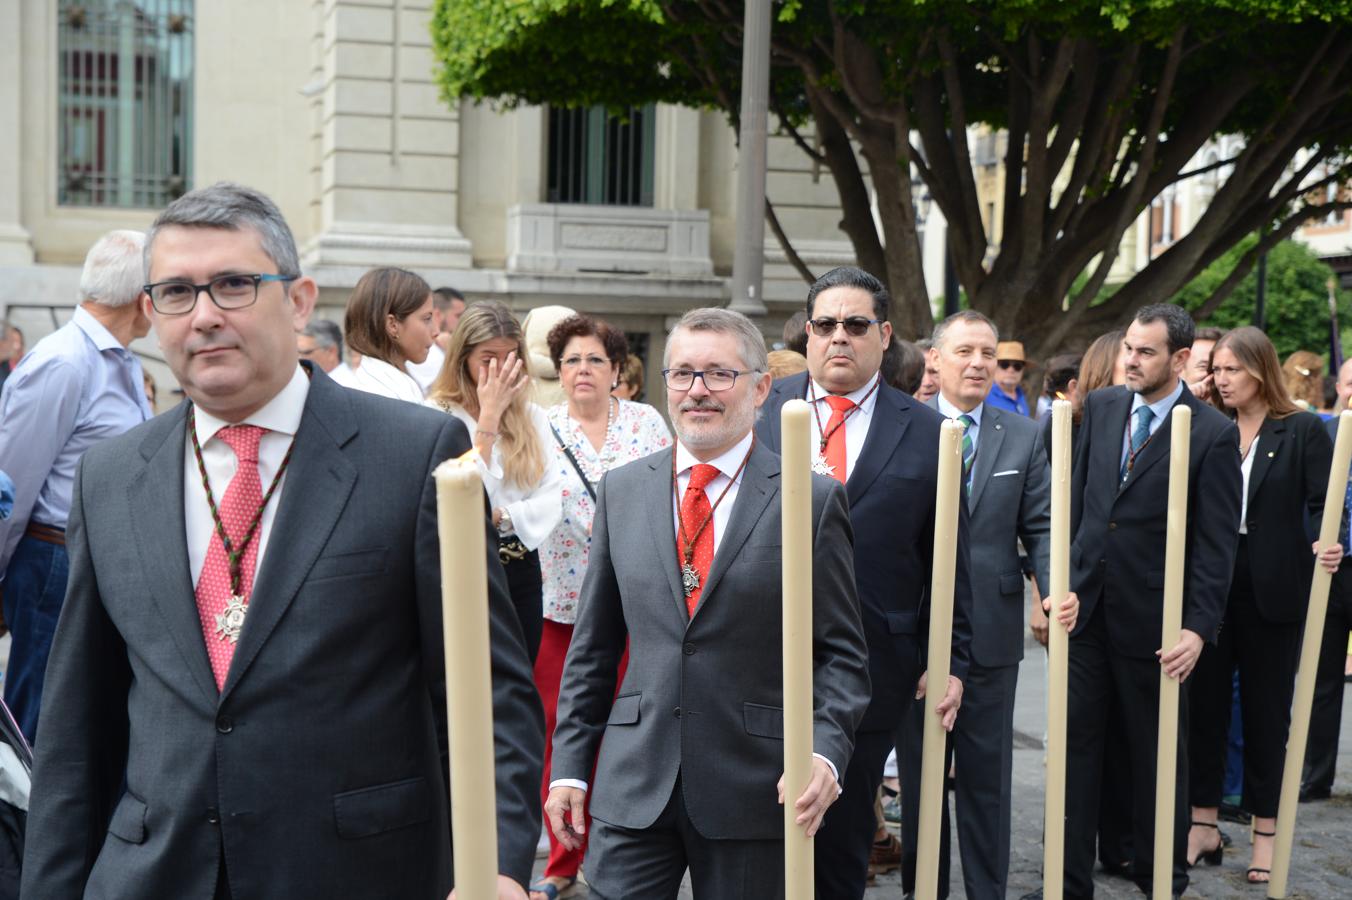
428,301,563,660
1187,326,1340,881
343,266,436,403
1282,349,1325,413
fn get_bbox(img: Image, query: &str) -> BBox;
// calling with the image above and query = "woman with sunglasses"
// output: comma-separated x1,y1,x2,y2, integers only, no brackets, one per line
987,340,1033,417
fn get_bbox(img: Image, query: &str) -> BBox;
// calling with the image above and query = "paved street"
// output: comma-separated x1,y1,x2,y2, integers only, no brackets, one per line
534,628,1352,898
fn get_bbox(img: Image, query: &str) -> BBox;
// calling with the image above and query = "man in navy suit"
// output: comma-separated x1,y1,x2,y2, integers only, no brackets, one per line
757,266,974,899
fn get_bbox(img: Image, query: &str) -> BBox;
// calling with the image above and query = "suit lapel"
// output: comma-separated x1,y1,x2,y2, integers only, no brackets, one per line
968,403,1005,513
694,442,778,623
848,384,910,506
643,448,689,625
127,402,218,706
220,377,359,701
1246,416,1284,505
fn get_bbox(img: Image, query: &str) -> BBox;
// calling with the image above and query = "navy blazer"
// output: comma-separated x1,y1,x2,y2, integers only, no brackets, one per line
757,373,974,732
1069,384,1242,656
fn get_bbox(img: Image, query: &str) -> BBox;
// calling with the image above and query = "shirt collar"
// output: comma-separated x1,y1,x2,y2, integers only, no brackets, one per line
194,364,311,446
808,374,881,415
675,429,756,481
72,305,125,354
1130,378,1185,422
935,393,982,427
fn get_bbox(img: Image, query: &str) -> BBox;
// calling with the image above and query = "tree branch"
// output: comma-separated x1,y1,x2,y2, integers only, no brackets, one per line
765,197,816,285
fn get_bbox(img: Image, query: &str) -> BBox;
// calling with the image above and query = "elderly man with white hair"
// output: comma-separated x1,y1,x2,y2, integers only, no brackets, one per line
0,229,153,742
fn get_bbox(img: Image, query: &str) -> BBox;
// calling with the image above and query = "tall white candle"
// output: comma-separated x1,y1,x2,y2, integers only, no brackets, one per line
915,419,963,900
1153,404,1191,900
1268,410,1352,898
1043,399,1072,899
435,456,498,899
780,400,815,897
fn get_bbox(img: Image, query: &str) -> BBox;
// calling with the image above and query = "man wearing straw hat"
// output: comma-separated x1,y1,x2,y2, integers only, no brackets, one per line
546,307,870,899
22,182,544,900
758,266,975,899
1062,303,1242,898
988,340,1034,417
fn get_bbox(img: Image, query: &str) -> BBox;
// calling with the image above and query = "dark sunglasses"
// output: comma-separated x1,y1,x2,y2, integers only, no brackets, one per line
809,316,882,338
998,360,1026,372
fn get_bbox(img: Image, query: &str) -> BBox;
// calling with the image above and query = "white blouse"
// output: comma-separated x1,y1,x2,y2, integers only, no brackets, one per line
346,356,424,404
431,400,564,552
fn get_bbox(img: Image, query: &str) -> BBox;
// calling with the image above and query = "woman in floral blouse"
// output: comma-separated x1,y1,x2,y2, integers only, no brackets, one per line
531,314,670,900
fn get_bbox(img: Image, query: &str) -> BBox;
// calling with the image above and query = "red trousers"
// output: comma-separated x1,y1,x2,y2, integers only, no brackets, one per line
534,618,628,879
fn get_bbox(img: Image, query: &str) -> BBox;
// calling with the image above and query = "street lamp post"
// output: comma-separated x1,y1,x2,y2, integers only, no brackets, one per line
729,0,771,317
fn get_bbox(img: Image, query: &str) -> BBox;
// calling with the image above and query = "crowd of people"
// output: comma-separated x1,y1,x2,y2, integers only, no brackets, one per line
0,180,1349,900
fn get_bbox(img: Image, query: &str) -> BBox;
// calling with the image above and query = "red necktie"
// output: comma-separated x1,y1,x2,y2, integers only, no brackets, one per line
195,425,267,690
823,395,855,485
679,463,721,617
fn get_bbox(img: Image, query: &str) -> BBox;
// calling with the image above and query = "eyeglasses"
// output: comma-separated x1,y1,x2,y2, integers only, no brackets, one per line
997,360,1026,372
809,316,883,337
144,273,298,315
561,355,610,370
661,368,755,391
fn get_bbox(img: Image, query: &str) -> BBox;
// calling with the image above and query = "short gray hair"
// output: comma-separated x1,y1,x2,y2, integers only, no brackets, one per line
145,181,301,278
931,310,998,348
302,318,344,363
80,230,146,308
664,307,769,373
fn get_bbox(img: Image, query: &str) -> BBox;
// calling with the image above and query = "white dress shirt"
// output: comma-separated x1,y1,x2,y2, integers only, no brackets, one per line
807,376,881,481
1239,435,1258,535
185,365,310,585
434,401,564,551
405,343,446,396
327,362,358,388
347,356,424,404
935,393,983,454
1121,379,1185,471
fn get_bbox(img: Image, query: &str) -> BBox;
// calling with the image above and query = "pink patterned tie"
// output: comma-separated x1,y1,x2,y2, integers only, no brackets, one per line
195,425,266,690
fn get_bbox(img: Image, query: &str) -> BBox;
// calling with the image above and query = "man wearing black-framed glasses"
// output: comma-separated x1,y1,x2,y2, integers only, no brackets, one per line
757,265,975,898
988,340,1033,418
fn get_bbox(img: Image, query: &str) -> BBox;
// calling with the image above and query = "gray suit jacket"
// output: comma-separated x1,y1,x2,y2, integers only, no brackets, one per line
551,441,870,840
21,366,544,899
927,399,1051,668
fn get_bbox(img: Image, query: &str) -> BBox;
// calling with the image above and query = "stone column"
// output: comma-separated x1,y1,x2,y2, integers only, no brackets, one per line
303,0,472,276
0,0,34,265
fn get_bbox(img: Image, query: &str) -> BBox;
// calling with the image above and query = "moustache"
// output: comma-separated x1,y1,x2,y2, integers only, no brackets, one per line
680,399,725,413
826,348,855,361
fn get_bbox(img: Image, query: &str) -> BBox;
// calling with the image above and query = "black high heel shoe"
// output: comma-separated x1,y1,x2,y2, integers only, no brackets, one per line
1187,821,1224,867
1247,828,1276,884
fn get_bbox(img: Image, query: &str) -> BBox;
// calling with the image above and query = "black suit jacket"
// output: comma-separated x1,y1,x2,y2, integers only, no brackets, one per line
1238,411,1333,622
22,368,544,898
1070,384,1242,657
758,374,974,731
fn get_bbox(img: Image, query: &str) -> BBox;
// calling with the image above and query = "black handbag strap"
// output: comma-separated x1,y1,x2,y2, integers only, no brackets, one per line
550,424,598,502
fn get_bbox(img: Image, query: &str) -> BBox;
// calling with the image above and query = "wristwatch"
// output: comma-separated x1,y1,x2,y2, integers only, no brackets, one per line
496,508,514,536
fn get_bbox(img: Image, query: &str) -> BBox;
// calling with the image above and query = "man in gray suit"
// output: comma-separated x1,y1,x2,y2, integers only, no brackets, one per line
545,308,870,899
900,310,1073,899
21,183,543,900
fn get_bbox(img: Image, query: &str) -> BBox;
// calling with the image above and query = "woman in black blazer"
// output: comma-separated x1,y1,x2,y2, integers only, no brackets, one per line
1186,327,1342,882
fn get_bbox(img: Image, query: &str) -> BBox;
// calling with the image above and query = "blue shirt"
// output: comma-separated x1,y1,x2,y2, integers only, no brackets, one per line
0,307,152,575
1120,379,1185,472
986,383,1029,417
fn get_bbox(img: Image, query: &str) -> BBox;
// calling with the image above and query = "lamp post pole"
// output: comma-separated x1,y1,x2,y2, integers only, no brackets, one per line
729,0,771,317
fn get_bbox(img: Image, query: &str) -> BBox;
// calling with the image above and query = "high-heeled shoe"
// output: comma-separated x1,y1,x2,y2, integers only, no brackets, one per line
1187,820,1224,867
1248,828,1276,884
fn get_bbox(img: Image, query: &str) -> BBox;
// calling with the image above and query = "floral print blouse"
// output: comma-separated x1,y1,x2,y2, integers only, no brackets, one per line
541,399,672,624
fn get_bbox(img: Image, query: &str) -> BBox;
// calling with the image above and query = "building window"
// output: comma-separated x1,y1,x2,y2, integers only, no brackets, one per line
58,0,194,208
547,105,655,206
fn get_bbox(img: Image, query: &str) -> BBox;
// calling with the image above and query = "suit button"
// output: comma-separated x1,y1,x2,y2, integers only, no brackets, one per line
673,707,682,719
216,715,234,734
1248,522,1257,531
207,807,220,825
683,643,696,656
1108,522,1117,530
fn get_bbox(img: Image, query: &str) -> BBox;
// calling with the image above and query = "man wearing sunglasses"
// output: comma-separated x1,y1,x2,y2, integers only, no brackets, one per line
988,341,1033,417
757,266,974,899
23,183,543,900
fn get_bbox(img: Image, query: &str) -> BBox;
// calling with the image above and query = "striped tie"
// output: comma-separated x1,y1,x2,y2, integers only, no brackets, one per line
958,414,975,494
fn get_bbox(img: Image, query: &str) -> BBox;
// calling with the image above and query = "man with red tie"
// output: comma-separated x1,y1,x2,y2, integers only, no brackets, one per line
21,182,543,900
758,266,975,899
546,307,869,899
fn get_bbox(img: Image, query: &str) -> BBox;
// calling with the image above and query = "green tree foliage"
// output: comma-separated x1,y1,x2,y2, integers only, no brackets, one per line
1175,237,1351,363
431,1,1352,353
